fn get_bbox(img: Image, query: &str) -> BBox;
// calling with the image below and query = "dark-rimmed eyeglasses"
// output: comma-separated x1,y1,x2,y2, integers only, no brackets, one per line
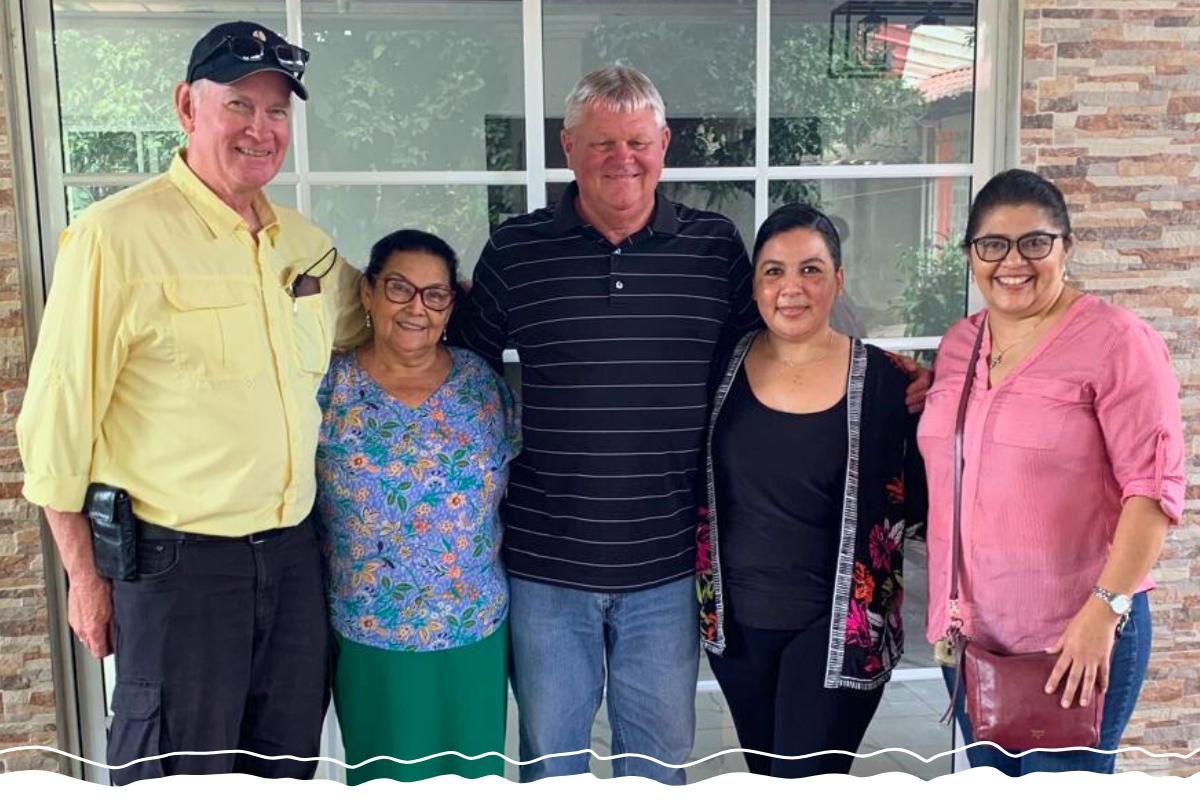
969,232,1064,263
380,277,456,311
196,36,310,78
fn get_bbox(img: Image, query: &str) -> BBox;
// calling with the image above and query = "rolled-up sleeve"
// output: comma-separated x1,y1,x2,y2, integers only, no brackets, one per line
17,222,128,512
329,252,368,350
1094,318,1185,525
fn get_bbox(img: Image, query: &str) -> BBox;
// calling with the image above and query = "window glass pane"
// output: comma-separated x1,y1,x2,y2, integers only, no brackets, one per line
66,184,125,222
543,0,756,168
547,181,754,245
310,184,525,275
771,1,976,165
53,3,293,175
769,177,971,339
264,183,298,209
663,182,755,245
302,1,525,172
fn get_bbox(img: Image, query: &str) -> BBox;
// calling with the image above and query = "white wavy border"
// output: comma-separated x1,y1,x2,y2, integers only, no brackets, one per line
2,747,1199,800
3,743,1198,773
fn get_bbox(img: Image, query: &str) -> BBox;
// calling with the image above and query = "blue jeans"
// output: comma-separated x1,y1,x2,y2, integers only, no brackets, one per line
941,591,1152,775
508,576,700,783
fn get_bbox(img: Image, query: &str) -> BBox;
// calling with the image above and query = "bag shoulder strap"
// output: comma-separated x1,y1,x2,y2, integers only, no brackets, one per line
940,315,988,732
951,316,988,615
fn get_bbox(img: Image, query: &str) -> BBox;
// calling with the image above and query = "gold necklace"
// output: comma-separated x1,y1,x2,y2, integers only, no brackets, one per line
774,329,835,368
988,287,1065,369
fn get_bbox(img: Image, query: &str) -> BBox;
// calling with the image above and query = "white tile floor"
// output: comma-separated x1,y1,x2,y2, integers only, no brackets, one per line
501,677,955,782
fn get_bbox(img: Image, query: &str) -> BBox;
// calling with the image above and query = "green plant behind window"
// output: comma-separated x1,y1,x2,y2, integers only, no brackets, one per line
893,238,969,338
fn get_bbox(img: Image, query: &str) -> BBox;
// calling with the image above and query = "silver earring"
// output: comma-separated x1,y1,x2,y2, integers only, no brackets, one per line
365,312,372,329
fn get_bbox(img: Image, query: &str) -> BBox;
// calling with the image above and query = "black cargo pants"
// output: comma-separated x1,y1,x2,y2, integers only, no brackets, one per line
106,517,330,785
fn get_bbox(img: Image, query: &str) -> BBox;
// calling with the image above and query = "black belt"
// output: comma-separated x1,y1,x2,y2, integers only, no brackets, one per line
138,520,294,545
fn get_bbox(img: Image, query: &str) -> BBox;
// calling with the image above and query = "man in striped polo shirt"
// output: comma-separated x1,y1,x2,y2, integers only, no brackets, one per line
456,65,756,784
458,65,929,783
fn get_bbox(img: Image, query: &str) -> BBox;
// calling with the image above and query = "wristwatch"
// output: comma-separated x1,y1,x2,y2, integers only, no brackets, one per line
1091,586,1133,617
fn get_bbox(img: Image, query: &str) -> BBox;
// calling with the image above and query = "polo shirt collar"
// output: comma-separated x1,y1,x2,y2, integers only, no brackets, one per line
168,149,280,243
551,181,679,237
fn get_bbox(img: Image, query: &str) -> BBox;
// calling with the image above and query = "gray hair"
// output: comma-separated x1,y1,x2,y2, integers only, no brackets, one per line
189,78,213,107
563,65,667,130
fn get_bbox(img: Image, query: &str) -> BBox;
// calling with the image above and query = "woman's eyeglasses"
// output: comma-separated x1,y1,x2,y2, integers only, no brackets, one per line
195,36,310,78
380,277,456,311
969,232,1064,263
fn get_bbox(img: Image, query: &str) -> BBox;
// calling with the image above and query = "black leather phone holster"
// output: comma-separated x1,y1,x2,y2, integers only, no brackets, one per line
84,483,137,581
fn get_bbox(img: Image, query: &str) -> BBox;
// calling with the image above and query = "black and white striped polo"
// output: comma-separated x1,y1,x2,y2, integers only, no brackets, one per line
456,181,758,592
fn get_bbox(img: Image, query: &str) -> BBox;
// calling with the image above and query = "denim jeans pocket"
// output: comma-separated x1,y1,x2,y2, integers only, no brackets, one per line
135,541,182,581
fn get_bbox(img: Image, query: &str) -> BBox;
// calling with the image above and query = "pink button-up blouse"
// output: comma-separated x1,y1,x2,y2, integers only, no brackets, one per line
918,294,1185,653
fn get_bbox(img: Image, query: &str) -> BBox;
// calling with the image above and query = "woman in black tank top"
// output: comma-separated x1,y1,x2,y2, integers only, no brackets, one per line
697,204,927,777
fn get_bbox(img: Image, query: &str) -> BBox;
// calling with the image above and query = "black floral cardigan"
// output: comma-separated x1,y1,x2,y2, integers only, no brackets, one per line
697,330,927,690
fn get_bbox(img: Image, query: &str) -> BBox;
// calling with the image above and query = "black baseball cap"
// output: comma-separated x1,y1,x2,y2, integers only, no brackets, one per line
186,21,309,100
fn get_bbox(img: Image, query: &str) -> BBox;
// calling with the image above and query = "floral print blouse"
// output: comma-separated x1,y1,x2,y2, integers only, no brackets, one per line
315,347,521,652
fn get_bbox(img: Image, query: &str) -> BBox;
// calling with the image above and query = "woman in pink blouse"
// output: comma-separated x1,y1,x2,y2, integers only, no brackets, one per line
918,169,1185,774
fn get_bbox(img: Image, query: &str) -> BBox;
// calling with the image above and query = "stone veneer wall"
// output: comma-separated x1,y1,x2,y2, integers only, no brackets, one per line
1022,0,1200,775
0,23,62,775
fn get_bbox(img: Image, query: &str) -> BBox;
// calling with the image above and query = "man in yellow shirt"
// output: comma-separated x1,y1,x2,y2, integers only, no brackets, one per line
16,21,362,784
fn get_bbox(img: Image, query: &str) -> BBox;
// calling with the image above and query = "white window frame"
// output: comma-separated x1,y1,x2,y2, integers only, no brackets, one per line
14,0,1022,783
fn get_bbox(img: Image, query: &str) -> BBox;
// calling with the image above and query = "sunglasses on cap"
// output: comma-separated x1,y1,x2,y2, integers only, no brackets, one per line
191,35,309,79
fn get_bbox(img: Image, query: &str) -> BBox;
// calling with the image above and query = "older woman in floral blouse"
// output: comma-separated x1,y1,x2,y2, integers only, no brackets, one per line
315,229,520,783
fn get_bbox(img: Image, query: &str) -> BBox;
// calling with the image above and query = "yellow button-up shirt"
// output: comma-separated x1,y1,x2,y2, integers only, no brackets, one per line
18,151,365,535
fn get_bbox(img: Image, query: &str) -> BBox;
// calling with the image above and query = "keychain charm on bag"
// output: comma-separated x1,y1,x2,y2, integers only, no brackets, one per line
934,599,965,668
934,637,957,667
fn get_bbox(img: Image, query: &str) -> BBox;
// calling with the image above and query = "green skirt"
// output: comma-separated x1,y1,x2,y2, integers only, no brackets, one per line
333,621,509,783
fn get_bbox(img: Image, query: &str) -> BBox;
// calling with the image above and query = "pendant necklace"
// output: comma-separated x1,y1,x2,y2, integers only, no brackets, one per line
777,329,835,369
988,285,1066,370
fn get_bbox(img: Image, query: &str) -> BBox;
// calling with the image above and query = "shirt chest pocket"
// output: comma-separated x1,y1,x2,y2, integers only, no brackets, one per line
163,278,263,381
991,377,1090,451
292,293,332,376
